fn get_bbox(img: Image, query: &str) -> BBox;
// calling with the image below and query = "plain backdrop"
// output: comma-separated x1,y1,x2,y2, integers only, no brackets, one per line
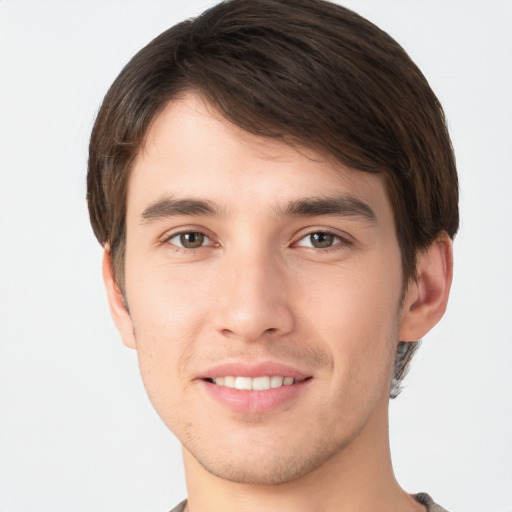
0,1,511,511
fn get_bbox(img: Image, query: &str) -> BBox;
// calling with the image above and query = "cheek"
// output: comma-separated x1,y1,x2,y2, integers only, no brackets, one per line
298,256,402,332
296,261,401,381
125,253,214,336
127,305,200,432
123,260,214,405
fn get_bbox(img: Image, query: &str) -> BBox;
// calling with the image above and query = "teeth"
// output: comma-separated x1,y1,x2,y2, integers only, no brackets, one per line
224,376,235,387
270,376,284,388
252,376,270,390
235,376,253,390
212,376,297,390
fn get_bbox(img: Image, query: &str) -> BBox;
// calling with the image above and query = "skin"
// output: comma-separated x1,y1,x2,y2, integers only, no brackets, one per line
104,93,453,512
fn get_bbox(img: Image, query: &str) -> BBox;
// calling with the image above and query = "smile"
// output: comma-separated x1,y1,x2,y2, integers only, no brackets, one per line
206,375,304,390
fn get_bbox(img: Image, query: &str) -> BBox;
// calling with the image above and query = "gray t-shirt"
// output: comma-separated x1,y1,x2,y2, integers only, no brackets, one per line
170,493,449,511
414,493,449,512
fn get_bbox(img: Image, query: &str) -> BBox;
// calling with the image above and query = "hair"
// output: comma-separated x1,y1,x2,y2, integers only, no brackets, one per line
87,0,459,397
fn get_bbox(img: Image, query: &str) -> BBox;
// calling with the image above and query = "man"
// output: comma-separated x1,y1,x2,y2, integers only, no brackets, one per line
87,0,458,510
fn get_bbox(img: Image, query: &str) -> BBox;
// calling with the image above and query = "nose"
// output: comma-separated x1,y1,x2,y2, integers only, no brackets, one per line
213,249,294,342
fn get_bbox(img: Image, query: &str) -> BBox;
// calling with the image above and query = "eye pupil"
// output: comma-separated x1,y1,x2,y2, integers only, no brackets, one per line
180,232,205,248
310,232,334,248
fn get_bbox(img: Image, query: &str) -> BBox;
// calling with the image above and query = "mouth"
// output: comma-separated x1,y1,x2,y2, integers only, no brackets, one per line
199,363,313,413
203,375,311,391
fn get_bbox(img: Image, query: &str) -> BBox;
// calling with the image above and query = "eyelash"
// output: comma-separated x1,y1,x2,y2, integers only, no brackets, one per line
163,230,215,250
293,230,351,251
162,228,352,252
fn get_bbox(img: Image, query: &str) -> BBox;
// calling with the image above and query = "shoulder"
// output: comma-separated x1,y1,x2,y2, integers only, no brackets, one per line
169,496,448,511
414,492,450,512
169,500,187,512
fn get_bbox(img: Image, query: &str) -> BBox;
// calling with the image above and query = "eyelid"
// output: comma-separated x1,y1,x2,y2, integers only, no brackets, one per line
292,228,353,248
169,232,211,248
157,225,353,250
159,226,217,248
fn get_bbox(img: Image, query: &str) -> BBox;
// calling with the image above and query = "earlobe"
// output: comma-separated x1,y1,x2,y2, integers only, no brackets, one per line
399,233,453,342
102,247,137,349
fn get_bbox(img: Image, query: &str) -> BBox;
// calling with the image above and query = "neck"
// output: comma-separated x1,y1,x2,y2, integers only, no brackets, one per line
182,398,423,512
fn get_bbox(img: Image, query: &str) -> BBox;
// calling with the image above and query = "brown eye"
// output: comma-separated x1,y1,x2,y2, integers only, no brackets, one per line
309,232,336,248
169,232,208,249
295,231,346,250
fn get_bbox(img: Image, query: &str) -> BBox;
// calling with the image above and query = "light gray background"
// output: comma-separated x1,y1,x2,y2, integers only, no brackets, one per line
0,1,511,511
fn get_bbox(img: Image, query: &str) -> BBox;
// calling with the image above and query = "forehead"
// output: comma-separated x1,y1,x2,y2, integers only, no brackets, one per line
128,93,392,224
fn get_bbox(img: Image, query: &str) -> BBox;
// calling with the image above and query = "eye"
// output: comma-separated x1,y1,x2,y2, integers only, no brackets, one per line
167,231,211,249
296,231,343,249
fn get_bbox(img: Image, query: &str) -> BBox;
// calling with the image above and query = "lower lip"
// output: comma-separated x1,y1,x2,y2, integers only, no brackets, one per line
200,379,310,414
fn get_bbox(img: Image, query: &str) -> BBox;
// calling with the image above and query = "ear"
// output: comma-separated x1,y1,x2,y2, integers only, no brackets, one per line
399,232,453,342
102,247,137,349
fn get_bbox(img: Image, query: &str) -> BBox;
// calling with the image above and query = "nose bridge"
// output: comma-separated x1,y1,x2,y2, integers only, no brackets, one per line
214,240,293,341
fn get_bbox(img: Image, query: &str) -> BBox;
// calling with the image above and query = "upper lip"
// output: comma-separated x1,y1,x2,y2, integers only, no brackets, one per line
197,361,311,380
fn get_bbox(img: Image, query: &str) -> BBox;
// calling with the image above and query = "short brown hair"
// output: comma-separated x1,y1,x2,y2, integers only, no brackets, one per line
87,0,459,396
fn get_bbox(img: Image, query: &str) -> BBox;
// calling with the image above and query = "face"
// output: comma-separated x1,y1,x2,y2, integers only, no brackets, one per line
116,93,409,485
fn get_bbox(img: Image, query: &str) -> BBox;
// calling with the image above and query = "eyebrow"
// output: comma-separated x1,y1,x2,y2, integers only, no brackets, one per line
141,198,218,222
279,195,376,223
140,194,376,223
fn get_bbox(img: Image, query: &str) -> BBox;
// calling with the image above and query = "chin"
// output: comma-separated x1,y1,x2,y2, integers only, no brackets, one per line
198,453,319,485
184,428,352,486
